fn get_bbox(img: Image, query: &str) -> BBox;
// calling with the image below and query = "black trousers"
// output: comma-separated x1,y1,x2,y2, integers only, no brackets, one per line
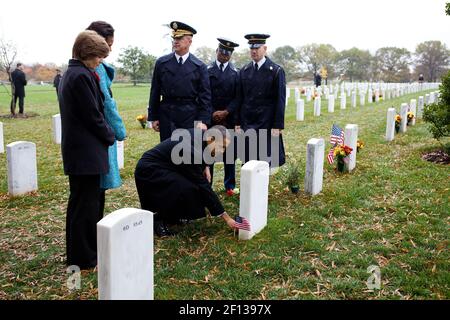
12,95,24,114
66,175,105,269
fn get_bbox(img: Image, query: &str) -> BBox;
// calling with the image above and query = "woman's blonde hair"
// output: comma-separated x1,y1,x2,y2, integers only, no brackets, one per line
72,30,110,61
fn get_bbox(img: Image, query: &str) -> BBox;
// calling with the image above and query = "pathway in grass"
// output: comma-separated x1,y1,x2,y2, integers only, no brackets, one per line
0,85,448,299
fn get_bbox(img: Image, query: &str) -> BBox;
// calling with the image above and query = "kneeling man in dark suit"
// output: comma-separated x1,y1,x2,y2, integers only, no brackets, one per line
135,127,239,237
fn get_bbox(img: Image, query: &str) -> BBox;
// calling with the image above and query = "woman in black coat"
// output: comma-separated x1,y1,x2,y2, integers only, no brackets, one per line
58,30,115,269
135,127,238,236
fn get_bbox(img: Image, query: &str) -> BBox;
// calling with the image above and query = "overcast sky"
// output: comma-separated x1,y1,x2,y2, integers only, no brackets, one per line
1,0,449,65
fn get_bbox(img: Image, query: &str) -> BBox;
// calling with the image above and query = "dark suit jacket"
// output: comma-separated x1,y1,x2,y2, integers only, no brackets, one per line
11,69,27,97
135,129,225,218
58,59,115,175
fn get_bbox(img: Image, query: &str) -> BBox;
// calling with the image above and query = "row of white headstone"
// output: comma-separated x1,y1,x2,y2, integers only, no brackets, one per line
0,115,124,196
293,86,440,122
51,114,124,169
385,91,441,141
0,87,440,197
286,82,440,106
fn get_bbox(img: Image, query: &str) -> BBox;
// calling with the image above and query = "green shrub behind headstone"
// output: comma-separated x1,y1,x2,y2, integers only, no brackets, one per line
423,71,450,153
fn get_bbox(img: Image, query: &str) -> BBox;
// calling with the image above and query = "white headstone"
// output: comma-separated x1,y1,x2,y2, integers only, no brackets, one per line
360,93,365,106
418,96,424,117
375,90,380,102
0,122,4,154
425,94,430,104
410,99,417,126
368,90,373,103
296,99,305,121
314,96,321,116
285,88,290,107
340,94,346,109
344,124,358,172
306,89,312,102
7,141,38,196
400,103,408,133
117,141,124,169
97,208,154,300
328,95,335,113
385,108,396,142
304,138,324,196
351,91,357,108
239,160,269,241
52,114,62,144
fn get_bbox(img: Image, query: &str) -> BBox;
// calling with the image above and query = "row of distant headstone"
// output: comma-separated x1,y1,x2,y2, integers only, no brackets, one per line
386,91,440,141
286,82,440,121
301,90,441,199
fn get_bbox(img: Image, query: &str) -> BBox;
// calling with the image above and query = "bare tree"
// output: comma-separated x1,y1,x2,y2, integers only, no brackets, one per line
0,38,18,114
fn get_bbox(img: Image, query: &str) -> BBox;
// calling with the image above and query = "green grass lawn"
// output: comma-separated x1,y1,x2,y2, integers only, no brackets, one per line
0,84,448,300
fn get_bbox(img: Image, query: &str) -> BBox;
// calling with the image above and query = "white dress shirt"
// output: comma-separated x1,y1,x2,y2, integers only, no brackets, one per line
216,60,229,71
175,52,190,64
253,56,266,70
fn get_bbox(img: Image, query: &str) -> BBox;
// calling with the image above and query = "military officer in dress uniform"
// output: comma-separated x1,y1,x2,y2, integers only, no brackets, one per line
235,34,286,167
148,21,211,141
208,38,240,195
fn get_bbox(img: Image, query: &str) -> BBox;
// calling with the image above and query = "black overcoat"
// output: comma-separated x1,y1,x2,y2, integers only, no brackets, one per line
11,69,27,97
207,61,240,128
58,59,115,175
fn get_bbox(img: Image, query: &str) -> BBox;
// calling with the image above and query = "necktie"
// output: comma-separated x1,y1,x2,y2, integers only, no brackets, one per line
254,63,258,71
178,57,183,65
220,63,224,72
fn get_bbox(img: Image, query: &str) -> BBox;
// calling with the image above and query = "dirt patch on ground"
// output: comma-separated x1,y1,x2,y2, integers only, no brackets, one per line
422,149,450,165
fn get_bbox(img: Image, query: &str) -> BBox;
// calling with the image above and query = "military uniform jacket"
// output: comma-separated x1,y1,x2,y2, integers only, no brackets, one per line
207,61,240,128
236,57,286,130
148,52,212,141
236,57,286,167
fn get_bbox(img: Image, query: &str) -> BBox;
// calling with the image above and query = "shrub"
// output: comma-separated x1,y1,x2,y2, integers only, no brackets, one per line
423,71,450,153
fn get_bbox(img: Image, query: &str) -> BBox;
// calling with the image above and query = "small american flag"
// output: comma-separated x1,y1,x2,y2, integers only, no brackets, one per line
233,216,251,231
327,147,335,164
330,124,344,145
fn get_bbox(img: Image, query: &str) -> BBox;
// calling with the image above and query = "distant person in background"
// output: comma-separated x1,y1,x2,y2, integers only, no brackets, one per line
87,21,127,192
58,30,115,270
11,63,27,116
418,73,424,90
314,72,322,87
418,74,424,83
53,69,62,95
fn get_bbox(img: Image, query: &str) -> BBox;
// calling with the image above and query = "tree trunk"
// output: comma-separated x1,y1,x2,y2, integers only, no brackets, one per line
8,71,16,115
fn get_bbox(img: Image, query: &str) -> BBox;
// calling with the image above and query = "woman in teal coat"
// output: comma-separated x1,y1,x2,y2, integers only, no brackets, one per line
87,21,126,190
